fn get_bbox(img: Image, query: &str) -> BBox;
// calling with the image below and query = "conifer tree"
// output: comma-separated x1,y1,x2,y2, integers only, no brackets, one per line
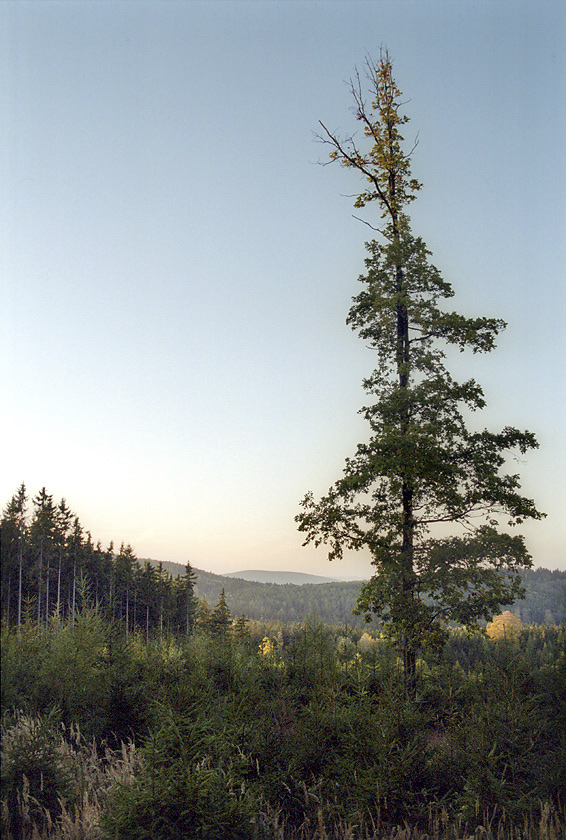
139,560,157,641
114,543,137,637
210,588,232,638
54,499,73,620
1,483,28,629
67,517,84,622
29,488,57,627
296,51,544,695
155,561,173,637
183,562,198,636
196,596,213,634
234,614,251,639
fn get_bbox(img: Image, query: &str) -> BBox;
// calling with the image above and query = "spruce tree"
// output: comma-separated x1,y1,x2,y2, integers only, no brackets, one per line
184,561,198,636
54,499,73,620
114,544,137,637
296,51,544,695
67,517,84,623
1,483,28,629
210,588,232,638
29,488,57,628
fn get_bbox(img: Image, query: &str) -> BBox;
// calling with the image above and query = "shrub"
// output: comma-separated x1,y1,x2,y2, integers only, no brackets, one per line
100,707,256,840
1,710,141,840
1,709,73,840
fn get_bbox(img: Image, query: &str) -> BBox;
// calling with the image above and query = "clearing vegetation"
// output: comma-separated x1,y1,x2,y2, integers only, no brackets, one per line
1,606,565,839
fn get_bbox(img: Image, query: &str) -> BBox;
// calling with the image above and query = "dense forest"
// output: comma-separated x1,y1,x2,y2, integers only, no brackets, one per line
1,485,200,639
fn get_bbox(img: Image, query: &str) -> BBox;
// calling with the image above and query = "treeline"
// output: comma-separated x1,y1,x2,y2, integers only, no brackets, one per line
178,565,368,628
0,485,200,637
511,567,566,624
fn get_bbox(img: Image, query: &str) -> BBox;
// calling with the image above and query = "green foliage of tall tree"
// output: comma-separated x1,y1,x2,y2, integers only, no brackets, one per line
53,498,73,620
138,560,158,640
182,561,198,636
113,543,137,636
296,52,544,695
66,515,84,622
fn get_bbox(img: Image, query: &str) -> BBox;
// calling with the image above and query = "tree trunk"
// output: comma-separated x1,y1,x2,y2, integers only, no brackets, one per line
403,638,417,699
56,554,62,619
17,553,22,632
72,561,76,623
6,571,11,629
45,559,50,623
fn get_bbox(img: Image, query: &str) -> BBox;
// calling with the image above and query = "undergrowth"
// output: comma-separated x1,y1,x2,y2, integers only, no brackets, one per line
1,619,565,839
1,711,140,840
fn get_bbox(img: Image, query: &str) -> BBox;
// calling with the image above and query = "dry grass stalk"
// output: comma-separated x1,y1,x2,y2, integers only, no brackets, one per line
254,799,565,840
1,712,141,840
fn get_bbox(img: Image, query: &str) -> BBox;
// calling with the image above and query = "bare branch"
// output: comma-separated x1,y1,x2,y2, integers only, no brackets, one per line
407,133,420,158
351,214,384,234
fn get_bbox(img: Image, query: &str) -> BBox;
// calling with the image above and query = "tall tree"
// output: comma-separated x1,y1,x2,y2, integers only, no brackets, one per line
195,596,213,635
139,560,158,641
67,516,84,622
296,51,544,695
210,588,232,638
1,483,28,629
182,562,198,636
54,498,73,619
29,488,57,627
155,561,173,637
114,543,137,637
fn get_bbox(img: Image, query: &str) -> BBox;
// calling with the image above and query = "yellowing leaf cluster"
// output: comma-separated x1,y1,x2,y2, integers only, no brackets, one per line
486,610,523,641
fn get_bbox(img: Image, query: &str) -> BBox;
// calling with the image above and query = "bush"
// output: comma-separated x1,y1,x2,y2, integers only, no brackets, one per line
1,709,141,840
100,706,256,840
1,709,73,840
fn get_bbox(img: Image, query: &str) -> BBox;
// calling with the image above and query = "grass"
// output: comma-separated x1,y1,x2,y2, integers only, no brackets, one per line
1,711,140,840
1,712,564,840
258,800,565,840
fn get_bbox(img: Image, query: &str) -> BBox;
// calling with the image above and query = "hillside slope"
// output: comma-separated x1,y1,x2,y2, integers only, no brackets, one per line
224,570,339,585
145,561,565,627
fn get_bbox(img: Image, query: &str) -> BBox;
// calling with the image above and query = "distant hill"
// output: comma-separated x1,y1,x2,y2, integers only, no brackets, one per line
143,560,566,627
141,559,369,627
194,571,366,626
224,570,339,585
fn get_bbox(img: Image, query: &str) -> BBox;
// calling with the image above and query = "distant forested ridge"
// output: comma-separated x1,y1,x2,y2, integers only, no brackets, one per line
224,569,340,584
1,484,564,633
152,561,566,628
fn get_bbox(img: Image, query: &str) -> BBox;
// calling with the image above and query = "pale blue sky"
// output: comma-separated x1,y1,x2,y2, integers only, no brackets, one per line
2,0,565,577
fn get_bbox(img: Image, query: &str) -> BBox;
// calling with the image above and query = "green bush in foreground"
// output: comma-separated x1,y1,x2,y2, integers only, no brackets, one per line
100,705,256,840
1,709,73,840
